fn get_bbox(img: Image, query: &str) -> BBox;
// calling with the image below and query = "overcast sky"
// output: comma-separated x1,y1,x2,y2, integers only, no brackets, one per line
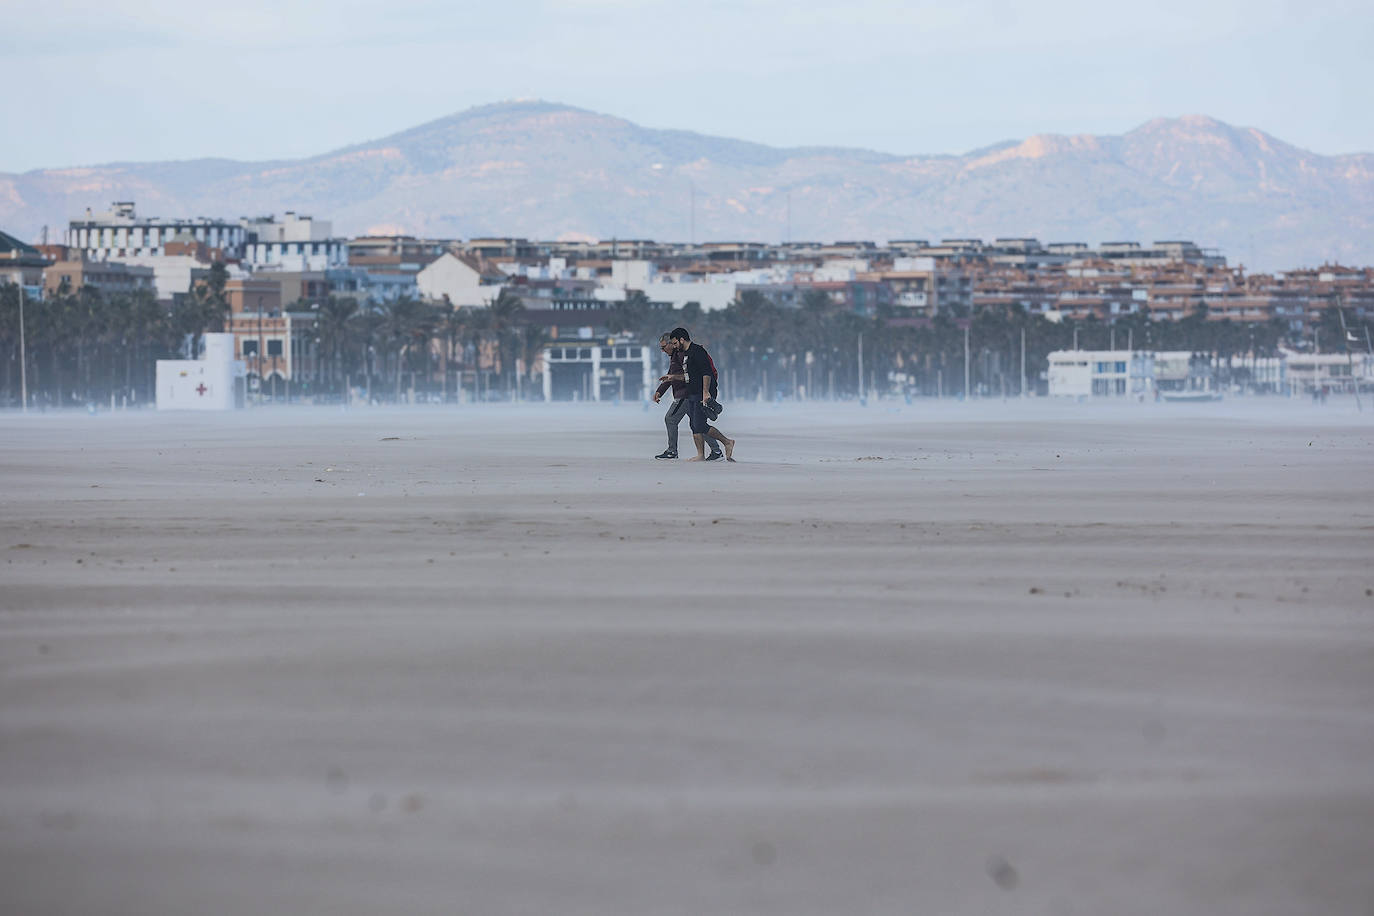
3,0,1371,172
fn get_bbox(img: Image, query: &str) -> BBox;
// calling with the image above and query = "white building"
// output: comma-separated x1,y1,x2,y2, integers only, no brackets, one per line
240,212,347,271
68,203,346,272
1048,350,1154,397
1152,351,1215,393
416,252,505,307
541,343,654,402
68,202,247,259
610,259,657,289
1281,350,1374,393
155,333,246,410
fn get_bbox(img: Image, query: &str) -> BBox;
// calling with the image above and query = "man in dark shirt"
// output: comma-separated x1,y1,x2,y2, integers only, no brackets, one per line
653,333,722,460
668,327,736,462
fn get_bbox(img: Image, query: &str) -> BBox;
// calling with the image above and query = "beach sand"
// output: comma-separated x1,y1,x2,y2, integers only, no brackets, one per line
2,399,1372,915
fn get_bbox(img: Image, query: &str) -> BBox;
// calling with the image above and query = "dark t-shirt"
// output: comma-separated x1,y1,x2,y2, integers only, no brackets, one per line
683,343,715,399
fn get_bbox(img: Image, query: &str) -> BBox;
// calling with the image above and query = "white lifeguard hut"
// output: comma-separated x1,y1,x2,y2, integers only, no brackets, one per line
156,333,247,410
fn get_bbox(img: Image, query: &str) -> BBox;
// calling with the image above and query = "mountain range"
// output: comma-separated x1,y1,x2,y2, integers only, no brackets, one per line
2,100,1371,272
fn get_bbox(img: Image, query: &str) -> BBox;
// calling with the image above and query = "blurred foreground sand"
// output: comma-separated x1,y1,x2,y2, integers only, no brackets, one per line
2,399,1373,915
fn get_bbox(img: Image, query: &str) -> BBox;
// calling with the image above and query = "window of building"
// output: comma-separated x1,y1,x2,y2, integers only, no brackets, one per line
267,340,283,357
242,340,259,356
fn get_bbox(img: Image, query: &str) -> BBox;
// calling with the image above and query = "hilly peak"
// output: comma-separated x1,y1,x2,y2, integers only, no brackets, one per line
1127,114,1294,155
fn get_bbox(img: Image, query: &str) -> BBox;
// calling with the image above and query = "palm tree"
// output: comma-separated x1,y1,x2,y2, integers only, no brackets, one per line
376,298,433,402
485,289,526,398
185,262,230,358
515,324,552,400
313,296,360,394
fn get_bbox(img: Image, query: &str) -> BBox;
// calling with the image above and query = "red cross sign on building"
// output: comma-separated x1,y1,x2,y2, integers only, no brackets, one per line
196,383,208,396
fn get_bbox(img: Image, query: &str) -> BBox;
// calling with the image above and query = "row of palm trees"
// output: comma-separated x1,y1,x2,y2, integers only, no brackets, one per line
307,289,544,402
0,278,543,407
611,289,1296,400
0,276,1311,408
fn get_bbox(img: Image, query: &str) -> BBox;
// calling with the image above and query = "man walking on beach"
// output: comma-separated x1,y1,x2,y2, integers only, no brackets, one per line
668,327,735,462
653,333,723,460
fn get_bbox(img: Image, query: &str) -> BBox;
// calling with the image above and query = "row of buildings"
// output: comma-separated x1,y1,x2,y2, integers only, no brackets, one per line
1045,349,1372,398
3,202,1373,399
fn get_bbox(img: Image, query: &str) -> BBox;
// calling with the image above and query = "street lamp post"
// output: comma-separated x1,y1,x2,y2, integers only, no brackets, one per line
963,322,971,401
256,295,264,405
18,289,27,414
1020,326,1026,398
857,332,864,401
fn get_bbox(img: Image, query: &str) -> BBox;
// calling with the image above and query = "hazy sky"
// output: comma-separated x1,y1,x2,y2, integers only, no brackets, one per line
3,0,1371,172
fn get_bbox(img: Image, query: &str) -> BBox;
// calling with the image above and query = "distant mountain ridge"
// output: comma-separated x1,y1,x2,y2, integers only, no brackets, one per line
2,101,1371,271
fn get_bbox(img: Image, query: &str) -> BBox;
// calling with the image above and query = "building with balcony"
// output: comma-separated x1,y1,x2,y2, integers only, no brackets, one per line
67,202,247,260
241,212,347,271
0,230,49,300
43,258,155,298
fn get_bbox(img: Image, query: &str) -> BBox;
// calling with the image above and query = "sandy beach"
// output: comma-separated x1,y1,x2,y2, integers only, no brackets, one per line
2,398,1372,915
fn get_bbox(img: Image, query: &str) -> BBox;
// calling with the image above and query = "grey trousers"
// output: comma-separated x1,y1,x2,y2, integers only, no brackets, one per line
664,397,720,455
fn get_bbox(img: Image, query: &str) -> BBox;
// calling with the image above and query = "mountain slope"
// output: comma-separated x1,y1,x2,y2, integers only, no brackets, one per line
2,101,1370,270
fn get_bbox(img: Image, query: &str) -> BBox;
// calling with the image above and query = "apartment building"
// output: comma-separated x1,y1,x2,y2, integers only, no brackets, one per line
43,258,155,297
241,212,347,271
0,230,48,300
67,202,247,260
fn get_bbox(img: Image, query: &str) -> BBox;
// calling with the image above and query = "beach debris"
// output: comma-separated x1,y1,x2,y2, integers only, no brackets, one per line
986,856,1019,890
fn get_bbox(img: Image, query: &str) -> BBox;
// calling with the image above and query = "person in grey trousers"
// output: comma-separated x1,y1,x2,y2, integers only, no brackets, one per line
652,333,722,460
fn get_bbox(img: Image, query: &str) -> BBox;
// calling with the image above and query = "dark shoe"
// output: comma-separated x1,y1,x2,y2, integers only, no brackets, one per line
705,451,723,461
655,450,678,460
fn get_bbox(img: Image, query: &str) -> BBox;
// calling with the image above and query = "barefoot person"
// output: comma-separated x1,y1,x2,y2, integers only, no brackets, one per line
652,333,722,460
668,327,735,462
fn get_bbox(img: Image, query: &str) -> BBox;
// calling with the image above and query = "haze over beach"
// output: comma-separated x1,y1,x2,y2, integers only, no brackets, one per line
4,1,1374,913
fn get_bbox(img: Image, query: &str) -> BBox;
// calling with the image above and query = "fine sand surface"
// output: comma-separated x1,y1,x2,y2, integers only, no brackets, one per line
2,399,1373,915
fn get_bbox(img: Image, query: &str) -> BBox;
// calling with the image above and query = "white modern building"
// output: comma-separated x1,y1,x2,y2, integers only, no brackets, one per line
1048,350,1154,397
541,343,654,402
1281,350,1374,393
155,333,246,410
68,202,247,259
67,203,346,271
1151,351,1216,393
240,212,347,271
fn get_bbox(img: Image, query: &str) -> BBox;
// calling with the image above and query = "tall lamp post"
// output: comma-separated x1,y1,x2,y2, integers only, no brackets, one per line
18,289,28,414
256,295,265,405
963,322,971,401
